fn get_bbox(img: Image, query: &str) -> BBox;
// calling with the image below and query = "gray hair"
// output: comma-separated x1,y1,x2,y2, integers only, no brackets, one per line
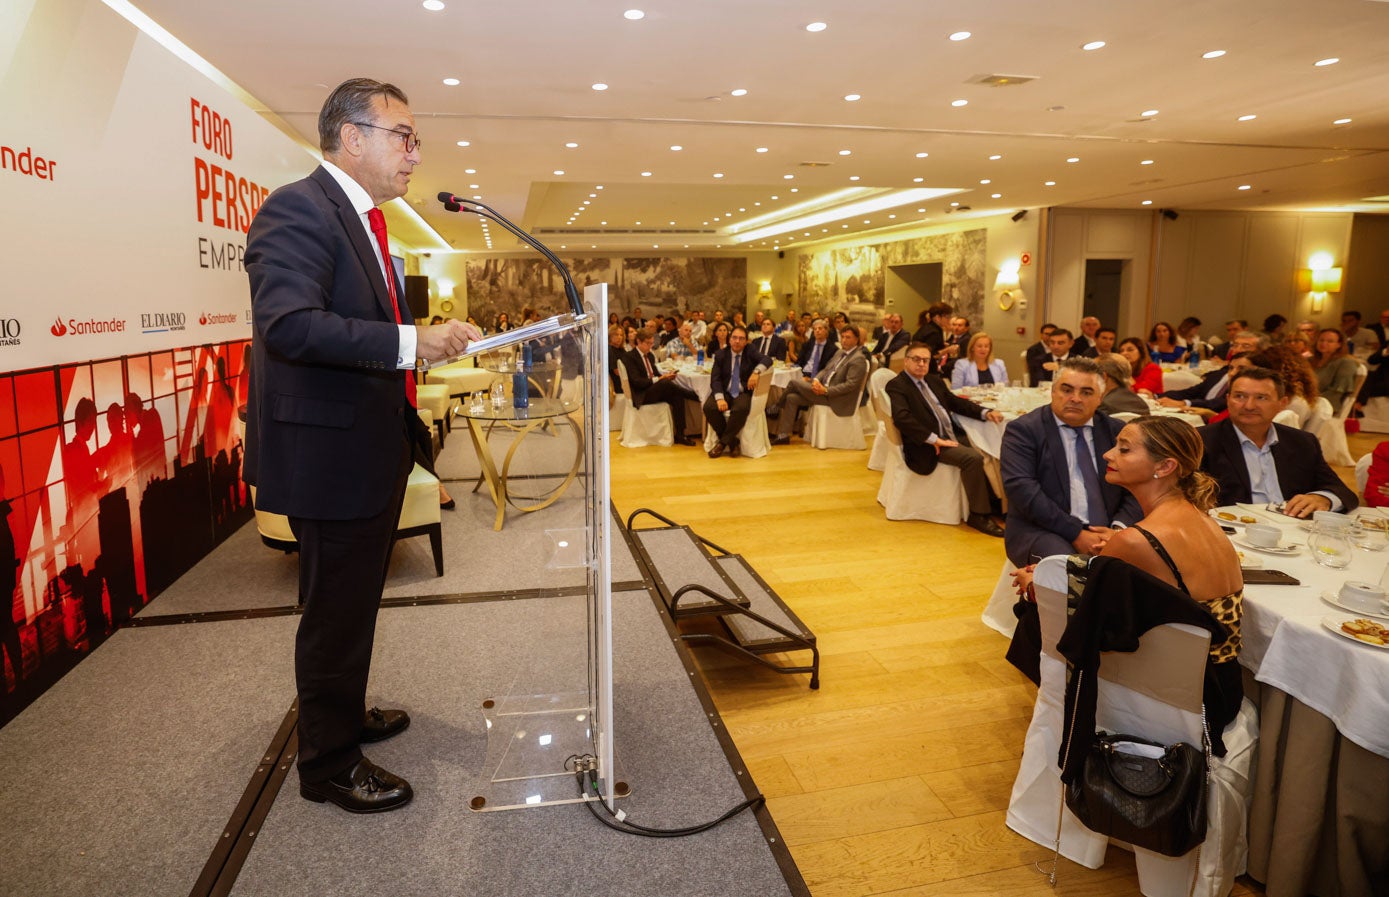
1232,329,1266,348
319,78,410,154
1095,353,1133,387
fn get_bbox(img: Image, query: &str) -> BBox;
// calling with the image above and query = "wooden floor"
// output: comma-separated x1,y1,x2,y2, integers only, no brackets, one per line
608,427,1377,897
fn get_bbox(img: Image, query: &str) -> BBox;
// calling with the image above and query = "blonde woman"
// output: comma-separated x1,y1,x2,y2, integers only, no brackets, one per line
950,332,1009,388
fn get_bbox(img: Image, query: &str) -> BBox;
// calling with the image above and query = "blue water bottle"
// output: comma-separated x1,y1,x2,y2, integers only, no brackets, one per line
696,347,705,366
513,345,530,409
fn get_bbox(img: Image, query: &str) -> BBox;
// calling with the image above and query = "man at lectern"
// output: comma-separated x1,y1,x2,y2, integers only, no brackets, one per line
244,78,479,815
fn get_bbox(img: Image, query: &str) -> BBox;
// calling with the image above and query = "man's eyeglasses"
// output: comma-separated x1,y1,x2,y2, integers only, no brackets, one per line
905,355,932,364
353,122,421,153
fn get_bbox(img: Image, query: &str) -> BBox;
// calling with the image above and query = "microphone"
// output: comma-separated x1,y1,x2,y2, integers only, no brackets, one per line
437,191,583,316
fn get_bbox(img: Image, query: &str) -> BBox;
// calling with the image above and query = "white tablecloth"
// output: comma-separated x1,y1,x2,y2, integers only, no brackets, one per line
1229,507,1389,758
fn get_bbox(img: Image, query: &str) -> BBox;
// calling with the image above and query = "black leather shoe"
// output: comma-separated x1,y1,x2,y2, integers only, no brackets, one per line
300,757,413,814
439,498,456,510
708,442,726,458
967,514,1005,538
360,706,410,743
728,439,741,457
675,436,696,446
770,435,790,446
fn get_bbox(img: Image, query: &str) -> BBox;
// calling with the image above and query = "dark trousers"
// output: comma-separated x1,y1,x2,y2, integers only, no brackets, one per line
638,380,699,433
935,442,993,515
704,391,754,444
289,441,411,783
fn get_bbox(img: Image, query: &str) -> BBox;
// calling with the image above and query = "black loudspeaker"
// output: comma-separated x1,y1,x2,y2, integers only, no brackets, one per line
1161,209,1179,221
1011,209,1028,222
778,250,785,259
404,275,430,318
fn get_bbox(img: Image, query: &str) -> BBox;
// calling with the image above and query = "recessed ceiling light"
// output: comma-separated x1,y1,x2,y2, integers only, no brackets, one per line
731,88,748,97
951,99,969,107
917,208,925,213
582,200,590,205
913,177,924,183
949,31,971,41
844,93,861,102
1238,114,1257,121
669,221,676,225
1140,159,1154,165
1203,50,1226,59
980,179,991,185
1142,200,1153,205
1141,109,1159,117
465,168,476,174
771,195,778,199
790,188,798,192
842,224,849,228
442,78,460,86
713,172,724,178
469,184,479,189
988,154,1001,160
565,142,579,148
755,146,769,153
456,140,470,147
754,202,761,206
783,174,794,179
472,195,481,200
806,22,827,32
1238,184,1251,190
1082,40,1106,50
596,185,604,189
1334,117,1353,124
623,9,644,19
991,193,1002,199
601,220,607,225
738,208,745,212
1314,57,1339,67
1066,157,1080,163
1045,180,1056,186
839,149,852,156
888,214,896,219
635,221,642,225
849,176,860,181
915,152,929,158
422,0,444,9
670,145,682,151
950,202,960,207
591,82,608,91
641,171,652,177
553,169,564,175
589,193,597,197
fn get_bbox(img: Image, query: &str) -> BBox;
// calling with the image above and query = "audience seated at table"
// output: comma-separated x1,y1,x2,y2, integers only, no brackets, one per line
1310,328,1360,412
1199,365,1357,516
1148,320,1188,363
1092,326,1117,356
1024,323,1057,381
1072,316,1102,357
1094,352,1151,417
663,322,698,360
870,313,909,368
752,318,787,364
1248,345,1319,427
1027,328,1078,386
797,319,838,379
1158,353,1253,419
705,321,731,356
887,342,1005,536
773,326,869,445
703,325,768,458
623,331,699,446
950,332,1009,388
1118,337,1164,395
1001,359,1142,680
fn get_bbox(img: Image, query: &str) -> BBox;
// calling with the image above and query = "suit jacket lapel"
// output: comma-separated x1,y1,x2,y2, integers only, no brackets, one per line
311,167,394,321
1041,413,1072,497
1220,423,1253,498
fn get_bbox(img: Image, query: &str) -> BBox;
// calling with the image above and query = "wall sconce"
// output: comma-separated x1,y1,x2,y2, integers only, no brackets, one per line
1297,253,1342,312
995,260,1022,310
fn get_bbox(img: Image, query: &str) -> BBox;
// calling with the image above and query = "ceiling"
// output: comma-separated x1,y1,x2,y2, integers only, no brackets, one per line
129,0,1389,253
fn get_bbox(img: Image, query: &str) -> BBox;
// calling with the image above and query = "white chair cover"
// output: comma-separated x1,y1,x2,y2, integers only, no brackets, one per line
610,393,629,431
805,382,868,450
866,368,897,471
980,558,1020,637
616,363,674,447
1318,367,1365,465
1007,557,1259,897
1301,395,1333,438
1355,452,1373,496
872,385,967,523
700,371,771,459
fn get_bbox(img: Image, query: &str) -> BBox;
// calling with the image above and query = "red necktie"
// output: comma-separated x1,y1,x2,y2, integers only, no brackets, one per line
366,207,416,407
643,352,654,379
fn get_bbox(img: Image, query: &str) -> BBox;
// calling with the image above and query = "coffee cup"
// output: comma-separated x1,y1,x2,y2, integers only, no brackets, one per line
1313,510,1353,528
1338,581,1387,614
1245,524,1282,549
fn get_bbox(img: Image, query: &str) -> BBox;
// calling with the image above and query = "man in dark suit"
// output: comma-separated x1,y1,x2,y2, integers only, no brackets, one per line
886,342,1005,536
911,302,951,352
939,315,971,378
1026,328,1075,387
1023,323,1058,383
1199,366,1358,515
871,313,909,367
245,78,479,814
1072,317,1102,357
752,317,787,363
623,331,699,444
1157,353,1253,416
1001,358,1142,566
796,319,837,379
772,326,870,443
703,325,768,457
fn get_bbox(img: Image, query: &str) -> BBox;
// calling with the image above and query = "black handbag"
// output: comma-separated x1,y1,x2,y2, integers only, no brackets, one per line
1064,730,1208,857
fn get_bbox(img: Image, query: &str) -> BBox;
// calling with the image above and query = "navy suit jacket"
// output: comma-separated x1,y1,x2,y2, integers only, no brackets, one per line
872,329,909,362
1162,368,1231,412
244,166,412,520
1199,420,1358,511
796,340,836,378
710,347,767,399
885,371,989,476
1001,406,1141,566
751,333,787,362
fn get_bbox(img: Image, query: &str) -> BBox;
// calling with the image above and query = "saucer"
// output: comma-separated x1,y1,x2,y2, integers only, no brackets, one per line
1320,591,1389,620
1231,536,1299,556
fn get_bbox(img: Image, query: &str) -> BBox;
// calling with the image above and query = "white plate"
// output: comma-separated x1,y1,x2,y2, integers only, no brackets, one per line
1231,536,1300,556
1321,591,1389,619
1321,615,1389,650
1236,502,1289,523
1235,552,1263,569
1209,507,1258,527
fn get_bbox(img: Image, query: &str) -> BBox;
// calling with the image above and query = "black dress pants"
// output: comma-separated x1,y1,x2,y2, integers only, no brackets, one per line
640,380,699,433
289,439,411,782
703,391,754,444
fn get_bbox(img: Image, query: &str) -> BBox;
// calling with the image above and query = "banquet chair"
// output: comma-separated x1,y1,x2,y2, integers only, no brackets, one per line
804,382,868,450
1301,396,1333,438
250,464,445,578
1006,558,1259,897
1319,366,1366,466
616,363,674,447
872,386,968,523
887,346,908,373
866,367,898,471
1019,350,1030,386
980,558,1020,637
701,370,772,458
1355,452,1372,496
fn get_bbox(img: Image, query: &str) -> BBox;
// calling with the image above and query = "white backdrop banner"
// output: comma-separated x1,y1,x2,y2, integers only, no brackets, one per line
0,0,314,371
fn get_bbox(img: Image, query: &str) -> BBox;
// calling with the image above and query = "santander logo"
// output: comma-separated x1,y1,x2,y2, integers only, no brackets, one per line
199,313,208,325
51,318,67,336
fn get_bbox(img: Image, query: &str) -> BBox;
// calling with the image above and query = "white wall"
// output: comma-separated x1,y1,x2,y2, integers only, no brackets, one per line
1047,209,1156,340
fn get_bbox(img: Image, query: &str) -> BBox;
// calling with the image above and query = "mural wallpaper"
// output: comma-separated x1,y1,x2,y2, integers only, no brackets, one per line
0,341,252,725
464,256,747,328
798,228,988,332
